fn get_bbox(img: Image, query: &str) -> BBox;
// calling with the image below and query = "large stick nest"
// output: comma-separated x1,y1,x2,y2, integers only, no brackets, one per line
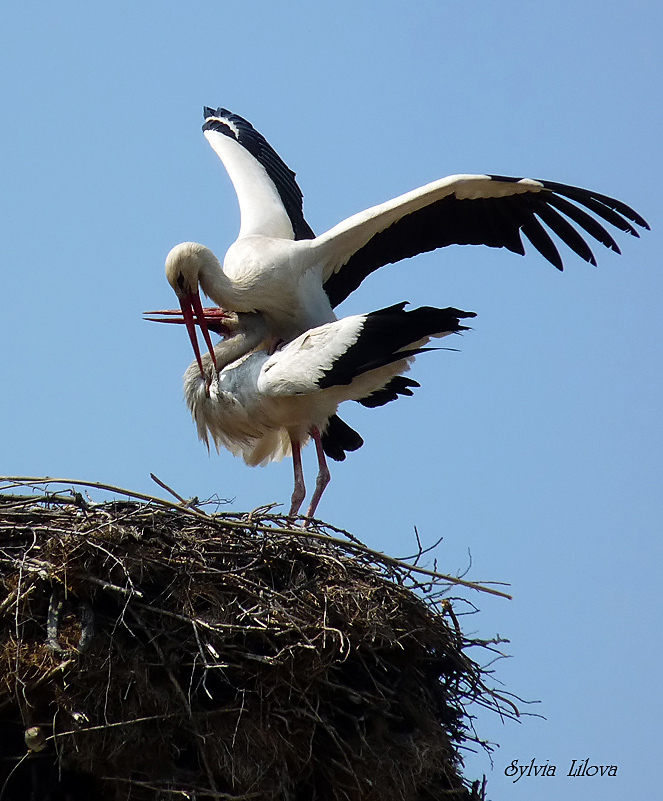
0,478,515,801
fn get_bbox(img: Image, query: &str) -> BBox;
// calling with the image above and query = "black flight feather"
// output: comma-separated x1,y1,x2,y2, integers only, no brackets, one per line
321,415,364,462
317,303,475,390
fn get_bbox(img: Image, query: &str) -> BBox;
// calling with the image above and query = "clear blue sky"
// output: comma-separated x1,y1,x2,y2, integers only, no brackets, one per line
1,2,661,797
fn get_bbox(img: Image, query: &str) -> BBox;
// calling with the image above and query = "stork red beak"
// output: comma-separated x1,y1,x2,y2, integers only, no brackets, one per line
180,291,218,377
144,292,218,378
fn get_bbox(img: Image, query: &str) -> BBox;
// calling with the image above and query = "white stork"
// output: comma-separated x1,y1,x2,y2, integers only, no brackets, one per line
166,106,648,370
147,303,475,519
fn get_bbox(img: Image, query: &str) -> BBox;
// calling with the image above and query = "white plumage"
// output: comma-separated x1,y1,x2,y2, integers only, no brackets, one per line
151,303,475,519
165,106,648,367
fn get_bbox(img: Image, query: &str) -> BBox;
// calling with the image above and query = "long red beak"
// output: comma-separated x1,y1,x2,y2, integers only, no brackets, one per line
144,306,231,329
183,292,217,376
144,292,219,378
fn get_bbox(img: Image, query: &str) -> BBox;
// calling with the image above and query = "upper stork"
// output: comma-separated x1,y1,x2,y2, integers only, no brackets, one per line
166,106,648,367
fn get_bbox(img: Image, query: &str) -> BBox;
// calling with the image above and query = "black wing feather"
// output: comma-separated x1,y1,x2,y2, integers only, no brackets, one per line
321,415,363,462
543,193,621,253
317,303,475,390
519,207,564,271
545,183,639,237
357,376,421,408
540,180,650,229
530,198,597,265
323,176,648,308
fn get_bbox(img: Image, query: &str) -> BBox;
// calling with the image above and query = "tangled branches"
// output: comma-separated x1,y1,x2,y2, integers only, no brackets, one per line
0,477,515,801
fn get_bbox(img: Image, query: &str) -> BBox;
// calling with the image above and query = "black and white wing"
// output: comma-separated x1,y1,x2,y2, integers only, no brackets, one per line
257,302,476,397
315,174,649,307
203,107,315,241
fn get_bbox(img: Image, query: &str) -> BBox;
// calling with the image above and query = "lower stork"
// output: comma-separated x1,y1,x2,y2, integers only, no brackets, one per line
148,303,475,520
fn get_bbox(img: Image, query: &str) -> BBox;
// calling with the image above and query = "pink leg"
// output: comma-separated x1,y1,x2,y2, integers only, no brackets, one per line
305,427,331,522
289,437,306,517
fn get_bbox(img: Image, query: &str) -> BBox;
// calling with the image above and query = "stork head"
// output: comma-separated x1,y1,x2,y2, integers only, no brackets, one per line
164,242,220,377
165,242,219,297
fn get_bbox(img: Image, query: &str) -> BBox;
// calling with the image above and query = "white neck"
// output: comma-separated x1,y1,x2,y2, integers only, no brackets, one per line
194,248,244,309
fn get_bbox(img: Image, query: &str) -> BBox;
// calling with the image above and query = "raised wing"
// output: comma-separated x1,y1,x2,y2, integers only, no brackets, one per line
315,174,649,308
203,107,315,241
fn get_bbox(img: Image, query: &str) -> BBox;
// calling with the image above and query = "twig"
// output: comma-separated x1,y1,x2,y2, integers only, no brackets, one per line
397,527,446,563
0,752,31,801
0,476,211,522
80,574,143,599
0,493,87,509
49,712,183,743
150,473,200,509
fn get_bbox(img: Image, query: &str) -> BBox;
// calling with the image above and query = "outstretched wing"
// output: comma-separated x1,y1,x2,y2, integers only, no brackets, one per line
314,174,649,308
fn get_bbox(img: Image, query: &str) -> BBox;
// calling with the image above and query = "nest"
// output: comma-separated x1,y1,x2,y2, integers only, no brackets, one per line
0,477,516,801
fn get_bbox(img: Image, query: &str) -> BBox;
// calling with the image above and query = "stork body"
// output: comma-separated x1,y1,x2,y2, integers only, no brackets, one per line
165,106,648,360
169,238,334,344
174,302,475,519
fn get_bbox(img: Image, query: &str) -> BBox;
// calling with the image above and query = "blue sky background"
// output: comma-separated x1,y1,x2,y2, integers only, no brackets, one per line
1,2,661,797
